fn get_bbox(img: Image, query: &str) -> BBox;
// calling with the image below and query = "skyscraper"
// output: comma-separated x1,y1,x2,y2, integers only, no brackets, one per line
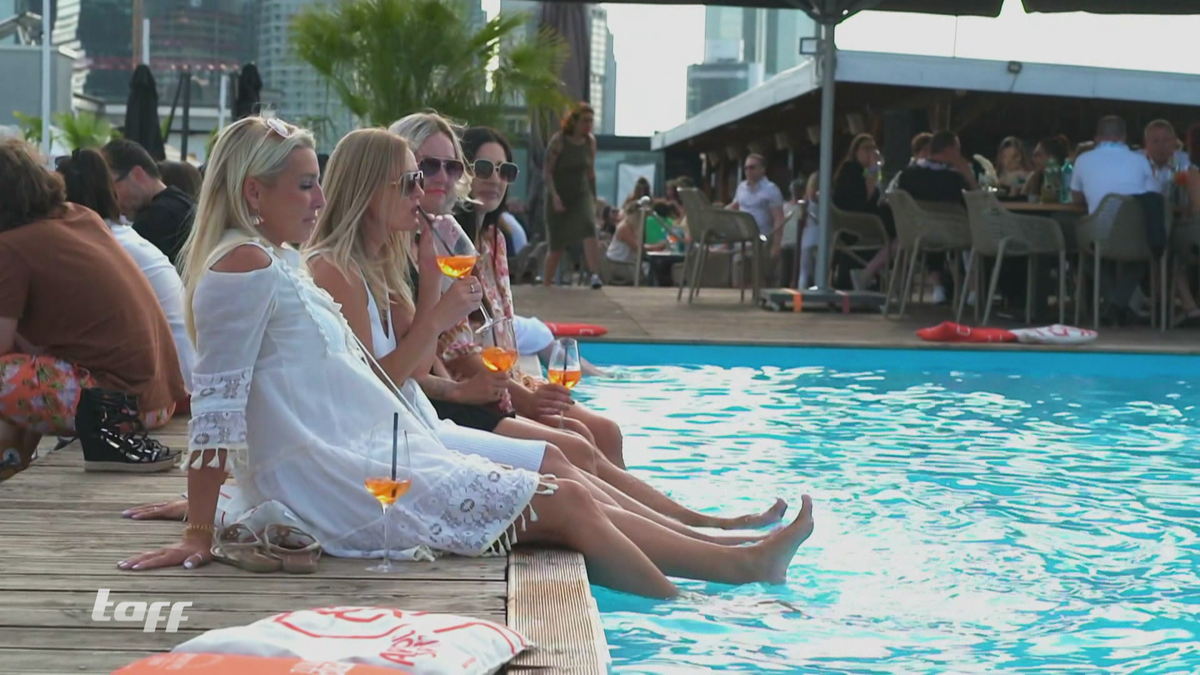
588,5,616,135
687,6,814,118
601,28,616,136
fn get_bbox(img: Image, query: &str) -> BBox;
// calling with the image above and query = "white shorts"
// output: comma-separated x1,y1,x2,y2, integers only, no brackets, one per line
512,315,554,356
436,422,547,472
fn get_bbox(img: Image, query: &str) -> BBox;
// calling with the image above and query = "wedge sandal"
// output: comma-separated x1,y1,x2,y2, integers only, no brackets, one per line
263,524,322,574
211,524,281,573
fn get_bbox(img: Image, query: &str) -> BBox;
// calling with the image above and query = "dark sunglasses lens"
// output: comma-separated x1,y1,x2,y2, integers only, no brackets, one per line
499,163,519,183
418,158,442,176
473,159,495,179
444,160,464,180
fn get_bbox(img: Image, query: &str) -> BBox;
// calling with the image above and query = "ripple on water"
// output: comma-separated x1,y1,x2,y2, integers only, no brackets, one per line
580,359,1200,674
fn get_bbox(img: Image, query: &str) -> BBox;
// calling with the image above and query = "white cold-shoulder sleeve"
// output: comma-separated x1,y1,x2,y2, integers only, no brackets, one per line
184,262,278,472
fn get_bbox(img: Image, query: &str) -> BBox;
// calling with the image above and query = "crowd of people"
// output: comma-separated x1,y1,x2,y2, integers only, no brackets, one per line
0,104,815,599
773,116,1200,324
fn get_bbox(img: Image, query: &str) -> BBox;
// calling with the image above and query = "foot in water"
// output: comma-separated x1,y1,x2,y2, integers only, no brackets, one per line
722,498,788,530
750,495,814,585
123,499,187,521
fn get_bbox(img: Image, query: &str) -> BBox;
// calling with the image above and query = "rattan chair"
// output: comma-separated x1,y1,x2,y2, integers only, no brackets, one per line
676,188,767,304
886,190,972,318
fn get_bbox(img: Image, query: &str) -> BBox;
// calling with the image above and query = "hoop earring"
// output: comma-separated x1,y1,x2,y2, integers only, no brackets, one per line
250,214,262,228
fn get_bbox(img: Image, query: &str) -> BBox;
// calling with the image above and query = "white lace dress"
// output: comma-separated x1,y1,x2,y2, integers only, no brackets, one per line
186,234,550,559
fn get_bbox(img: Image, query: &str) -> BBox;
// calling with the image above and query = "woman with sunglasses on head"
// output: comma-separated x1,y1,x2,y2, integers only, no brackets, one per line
118,116,818,594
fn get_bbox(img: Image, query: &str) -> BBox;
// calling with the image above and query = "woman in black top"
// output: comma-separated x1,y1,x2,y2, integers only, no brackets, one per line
832,133,897,290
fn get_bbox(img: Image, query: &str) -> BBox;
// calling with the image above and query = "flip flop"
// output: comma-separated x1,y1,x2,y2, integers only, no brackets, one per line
263,524,322,574
211,523,281,573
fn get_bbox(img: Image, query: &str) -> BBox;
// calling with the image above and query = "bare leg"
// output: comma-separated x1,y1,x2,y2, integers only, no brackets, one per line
543,249,564,287
596,453,787,530
863,240,898,287
495,417,599,474
559,403,624,469
601,495,815,585
517,478,678,598
582,237,605,280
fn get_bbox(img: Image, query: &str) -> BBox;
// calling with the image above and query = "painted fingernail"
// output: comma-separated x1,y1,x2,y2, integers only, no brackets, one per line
131,563,142,570
184,560,194,569
121,509,132,516
117,561,128,568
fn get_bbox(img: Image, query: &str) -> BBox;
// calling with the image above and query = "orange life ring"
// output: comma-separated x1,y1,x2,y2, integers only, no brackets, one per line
543,322,609,338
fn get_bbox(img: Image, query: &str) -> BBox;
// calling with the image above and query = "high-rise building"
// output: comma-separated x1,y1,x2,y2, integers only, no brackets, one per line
256,0,353,146
601,29,616,136
688,6,814,118
587,5,615,135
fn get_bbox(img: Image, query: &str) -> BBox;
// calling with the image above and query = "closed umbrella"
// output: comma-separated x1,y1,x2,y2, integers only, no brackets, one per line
124,64,165,161
526,3,591,252
233,63,262,121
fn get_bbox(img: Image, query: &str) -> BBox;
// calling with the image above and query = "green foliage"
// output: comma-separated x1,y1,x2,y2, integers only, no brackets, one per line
13,111,42,144
291,0,570,132
52,111,120,150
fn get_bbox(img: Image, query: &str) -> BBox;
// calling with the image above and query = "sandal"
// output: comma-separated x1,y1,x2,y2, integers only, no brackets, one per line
211,524,281,573
263,524,322,574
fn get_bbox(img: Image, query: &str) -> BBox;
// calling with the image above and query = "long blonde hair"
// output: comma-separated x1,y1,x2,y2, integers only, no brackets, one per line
305,128,415,315
388,111,472,214
178,116,316,342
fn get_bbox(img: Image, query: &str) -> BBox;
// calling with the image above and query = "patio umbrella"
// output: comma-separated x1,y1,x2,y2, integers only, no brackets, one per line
526,2,591,252
124,64,166,161
232,63,262,120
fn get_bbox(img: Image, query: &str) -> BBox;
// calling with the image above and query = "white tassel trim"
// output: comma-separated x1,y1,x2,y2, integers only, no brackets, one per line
180,447,248,474
487,477,559,556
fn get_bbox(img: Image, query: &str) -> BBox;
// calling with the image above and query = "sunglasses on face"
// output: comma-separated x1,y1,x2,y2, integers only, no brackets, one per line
417,157,464,182
473,159,519,183
392,170,424,197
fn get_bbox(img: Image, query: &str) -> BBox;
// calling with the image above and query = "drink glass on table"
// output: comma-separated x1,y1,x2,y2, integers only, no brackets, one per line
420,208,498,334
546,338,581,429
362,414,412,573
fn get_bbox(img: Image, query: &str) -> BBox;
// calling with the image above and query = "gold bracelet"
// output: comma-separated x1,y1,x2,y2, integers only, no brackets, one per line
184,523,216,538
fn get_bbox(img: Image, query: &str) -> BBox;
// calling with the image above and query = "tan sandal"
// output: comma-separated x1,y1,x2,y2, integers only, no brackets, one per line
211,524,281,573
263,524,321,574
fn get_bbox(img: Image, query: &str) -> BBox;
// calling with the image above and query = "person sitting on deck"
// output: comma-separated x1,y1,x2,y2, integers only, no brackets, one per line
117,117,816,598
0,140,184,481
55,149,197,399
391,112,635,470
103,139,196,265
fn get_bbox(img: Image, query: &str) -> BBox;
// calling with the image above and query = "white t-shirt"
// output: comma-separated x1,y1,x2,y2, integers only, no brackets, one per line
500,212,528,254
734,178,785,236
106,218,196,392
1070,142,1159,214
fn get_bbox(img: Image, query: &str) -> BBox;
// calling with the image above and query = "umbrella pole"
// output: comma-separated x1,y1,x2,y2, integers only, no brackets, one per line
40,0,51,159
813,16,837,292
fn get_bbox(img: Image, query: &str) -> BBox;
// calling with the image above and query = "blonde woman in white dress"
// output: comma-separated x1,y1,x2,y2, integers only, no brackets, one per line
117,118,815,598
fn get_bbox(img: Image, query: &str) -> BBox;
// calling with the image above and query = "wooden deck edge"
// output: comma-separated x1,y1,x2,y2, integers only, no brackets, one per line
506,549,609,674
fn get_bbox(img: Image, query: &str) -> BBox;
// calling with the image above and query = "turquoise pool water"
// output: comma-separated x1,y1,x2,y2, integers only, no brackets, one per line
575,344,1200,674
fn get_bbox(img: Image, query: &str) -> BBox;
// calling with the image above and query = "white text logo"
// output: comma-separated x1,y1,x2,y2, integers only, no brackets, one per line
91,589,192,632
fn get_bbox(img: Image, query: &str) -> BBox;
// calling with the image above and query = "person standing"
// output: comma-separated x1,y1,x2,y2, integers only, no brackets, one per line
543,102,605,289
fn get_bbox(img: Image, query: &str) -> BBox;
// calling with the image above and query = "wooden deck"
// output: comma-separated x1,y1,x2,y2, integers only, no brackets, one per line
512,285,1200,354
0,421,607,675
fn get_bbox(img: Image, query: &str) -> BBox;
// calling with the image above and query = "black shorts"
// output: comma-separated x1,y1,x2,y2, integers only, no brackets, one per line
430,399,516,432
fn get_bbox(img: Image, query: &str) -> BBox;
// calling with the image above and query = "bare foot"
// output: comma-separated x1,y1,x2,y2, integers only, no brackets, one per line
123,499,187,521
751,495,814,585
701,530,773,546
722,498,788,530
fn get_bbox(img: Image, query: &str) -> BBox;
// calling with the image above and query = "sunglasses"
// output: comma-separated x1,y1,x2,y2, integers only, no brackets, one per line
265,118,292,139
392,170,424,197
417,157,464,182
473,159,519,183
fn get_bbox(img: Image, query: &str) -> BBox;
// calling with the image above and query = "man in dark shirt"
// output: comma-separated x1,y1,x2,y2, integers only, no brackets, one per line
894,131,978,303
103,139,195,264
895,131,979,203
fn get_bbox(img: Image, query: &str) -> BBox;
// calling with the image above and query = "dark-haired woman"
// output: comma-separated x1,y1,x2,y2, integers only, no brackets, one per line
0,140,183,480
543,102,605,289
833,133,897,293
57,149,196,397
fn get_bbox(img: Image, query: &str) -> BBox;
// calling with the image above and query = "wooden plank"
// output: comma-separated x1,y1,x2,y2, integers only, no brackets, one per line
0,649,156,674
0,589,505,613
0,558,503,581
507,549,608,674
0,574,503,594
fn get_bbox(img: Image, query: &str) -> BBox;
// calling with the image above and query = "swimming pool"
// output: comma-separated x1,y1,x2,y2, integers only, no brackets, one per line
575,343,1200,674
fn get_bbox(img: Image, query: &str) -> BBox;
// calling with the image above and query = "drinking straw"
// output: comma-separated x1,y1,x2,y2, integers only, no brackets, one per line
391,412,399,481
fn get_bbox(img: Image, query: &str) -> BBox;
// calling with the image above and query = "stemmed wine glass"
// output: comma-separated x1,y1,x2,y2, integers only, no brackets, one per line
479,317,519,375
547,338,581,429
420,208,498,334
362,413,413,573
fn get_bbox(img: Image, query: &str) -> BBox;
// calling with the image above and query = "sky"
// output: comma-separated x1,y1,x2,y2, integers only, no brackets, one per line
486,0,1200,138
